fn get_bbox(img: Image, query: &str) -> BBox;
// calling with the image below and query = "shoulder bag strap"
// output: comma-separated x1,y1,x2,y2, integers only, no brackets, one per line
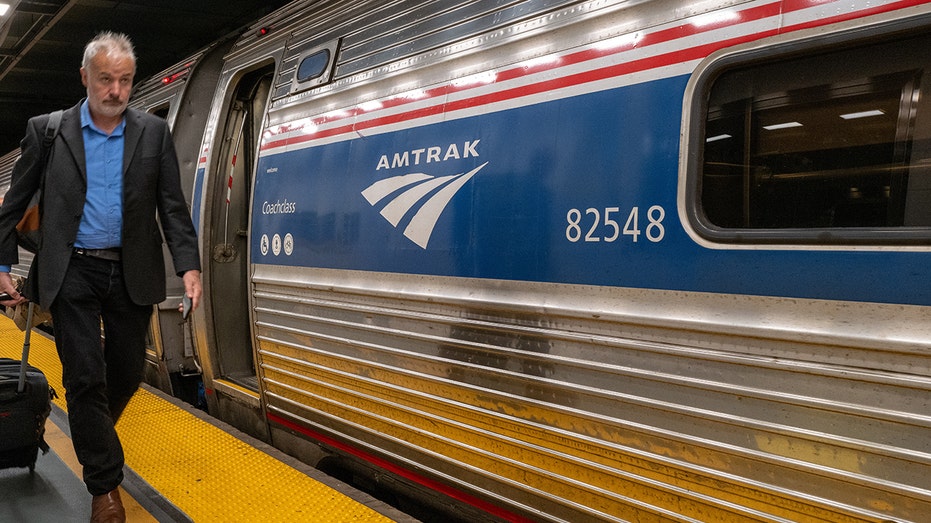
38,109,63,192
16,110,63,390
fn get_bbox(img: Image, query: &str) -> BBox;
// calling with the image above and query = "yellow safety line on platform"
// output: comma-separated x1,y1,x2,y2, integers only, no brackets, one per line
0,315,394,523
44,414,157,522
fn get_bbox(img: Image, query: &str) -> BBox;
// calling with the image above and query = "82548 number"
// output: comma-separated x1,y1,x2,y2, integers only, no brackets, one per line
566,205,665,243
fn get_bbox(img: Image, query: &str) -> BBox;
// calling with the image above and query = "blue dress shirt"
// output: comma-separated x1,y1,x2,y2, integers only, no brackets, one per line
75,100,125,249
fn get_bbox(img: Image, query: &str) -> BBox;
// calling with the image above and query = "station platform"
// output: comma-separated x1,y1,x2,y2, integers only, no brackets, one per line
0,315,418,522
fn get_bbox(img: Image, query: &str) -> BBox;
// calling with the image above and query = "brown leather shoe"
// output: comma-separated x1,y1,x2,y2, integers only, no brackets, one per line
90,489,125,523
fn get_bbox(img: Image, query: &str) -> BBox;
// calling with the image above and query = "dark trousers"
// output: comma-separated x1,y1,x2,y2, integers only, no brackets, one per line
49,253,152,495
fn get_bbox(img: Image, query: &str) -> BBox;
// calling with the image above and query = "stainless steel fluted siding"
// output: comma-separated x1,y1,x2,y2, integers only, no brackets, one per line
252,267,931,522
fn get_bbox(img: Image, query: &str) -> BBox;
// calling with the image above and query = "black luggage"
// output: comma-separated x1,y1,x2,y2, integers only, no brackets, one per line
0,303,55,472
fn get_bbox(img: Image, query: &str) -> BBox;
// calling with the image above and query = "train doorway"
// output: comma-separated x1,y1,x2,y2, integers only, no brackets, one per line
205,65,273,393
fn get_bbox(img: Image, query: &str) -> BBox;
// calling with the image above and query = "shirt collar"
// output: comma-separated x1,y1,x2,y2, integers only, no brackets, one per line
80,99,126,137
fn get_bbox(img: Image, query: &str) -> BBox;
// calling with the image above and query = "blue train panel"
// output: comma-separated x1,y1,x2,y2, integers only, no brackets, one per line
251,77,930,306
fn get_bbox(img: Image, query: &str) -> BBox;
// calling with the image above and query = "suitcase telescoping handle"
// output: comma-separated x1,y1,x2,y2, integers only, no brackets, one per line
16,302,36,394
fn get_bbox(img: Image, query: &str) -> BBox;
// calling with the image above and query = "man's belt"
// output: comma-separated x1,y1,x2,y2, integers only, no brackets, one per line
73,247,121,262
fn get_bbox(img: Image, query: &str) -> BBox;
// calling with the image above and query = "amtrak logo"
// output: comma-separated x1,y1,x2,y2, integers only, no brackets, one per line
362,162,488,249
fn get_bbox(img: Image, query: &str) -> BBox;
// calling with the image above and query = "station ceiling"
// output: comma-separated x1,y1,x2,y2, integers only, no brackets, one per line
0,0,294,153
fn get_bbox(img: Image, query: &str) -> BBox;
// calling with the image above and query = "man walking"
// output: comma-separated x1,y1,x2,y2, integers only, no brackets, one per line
0,32,201,522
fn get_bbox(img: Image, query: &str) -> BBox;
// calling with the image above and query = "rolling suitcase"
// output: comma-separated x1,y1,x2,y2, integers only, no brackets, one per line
0,302,55,472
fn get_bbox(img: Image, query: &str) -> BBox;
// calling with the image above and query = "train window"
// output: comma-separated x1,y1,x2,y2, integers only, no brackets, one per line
289,39,340,94
688,28,931,245
297,49,330,82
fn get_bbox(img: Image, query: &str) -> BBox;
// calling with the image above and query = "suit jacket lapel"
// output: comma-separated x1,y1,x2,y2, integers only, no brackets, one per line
123,109,143,176
58,104,86,183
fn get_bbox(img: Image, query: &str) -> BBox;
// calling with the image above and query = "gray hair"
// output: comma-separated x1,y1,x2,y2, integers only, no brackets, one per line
82,31,136,71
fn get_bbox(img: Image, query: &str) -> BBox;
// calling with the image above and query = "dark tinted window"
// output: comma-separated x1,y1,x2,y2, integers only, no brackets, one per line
695,30,931,243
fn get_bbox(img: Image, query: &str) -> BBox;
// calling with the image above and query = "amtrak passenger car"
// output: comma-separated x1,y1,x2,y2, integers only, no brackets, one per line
202,1,931,519
4,0,930,521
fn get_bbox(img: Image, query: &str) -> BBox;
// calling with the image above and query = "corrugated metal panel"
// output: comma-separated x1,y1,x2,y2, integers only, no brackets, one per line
132,51,206,102
333,0,532,77
254,267,931,522
269,0,592,100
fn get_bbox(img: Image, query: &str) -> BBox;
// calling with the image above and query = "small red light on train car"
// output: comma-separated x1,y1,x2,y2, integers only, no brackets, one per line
256,27,270,37
161,69,190,85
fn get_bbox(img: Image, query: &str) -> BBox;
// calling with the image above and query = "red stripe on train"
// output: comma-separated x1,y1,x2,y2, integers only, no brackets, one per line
259,0,929,153
267,412,537,523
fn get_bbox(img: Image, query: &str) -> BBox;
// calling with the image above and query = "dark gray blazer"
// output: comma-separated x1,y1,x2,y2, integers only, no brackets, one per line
0,102,200,308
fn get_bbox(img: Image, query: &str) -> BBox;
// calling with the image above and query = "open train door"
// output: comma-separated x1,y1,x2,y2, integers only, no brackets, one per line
198,63,274,441
129,41,237,405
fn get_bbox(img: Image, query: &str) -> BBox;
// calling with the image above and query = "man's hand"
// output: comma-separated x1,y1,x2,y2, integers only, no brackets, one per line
178,270,202,317
0,271,27,307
